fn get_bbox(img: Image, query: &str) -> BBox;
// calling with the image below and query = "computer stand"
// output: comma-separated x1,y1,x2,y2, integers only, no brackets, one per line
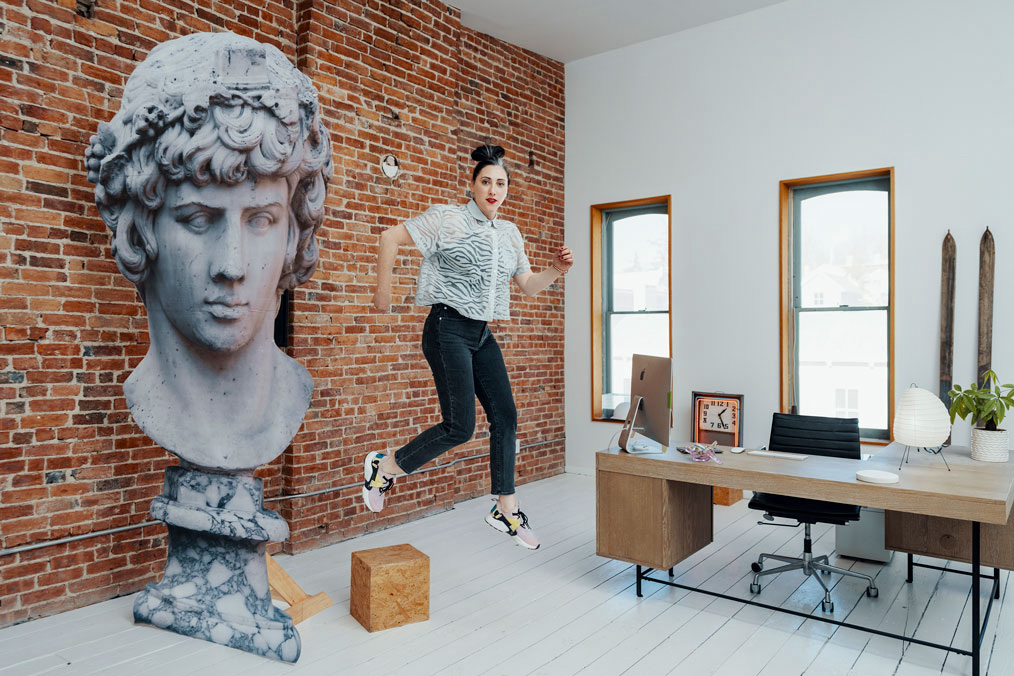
618,395,643,451
898,444,951,471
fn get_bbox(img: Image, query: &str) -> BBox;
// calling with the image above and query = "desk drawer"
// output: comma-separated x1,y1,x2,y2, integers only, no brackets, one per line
596,470,712,569
885,511,1014,570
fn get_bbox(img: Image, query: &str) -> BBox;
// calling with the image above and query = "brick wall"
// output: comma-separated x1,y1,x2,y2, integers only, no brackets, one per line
0,0,566,627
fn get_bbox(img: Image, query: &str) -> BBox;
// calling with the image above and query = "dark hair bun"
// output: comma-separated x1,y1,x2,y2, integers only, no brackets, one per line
471,144,505,162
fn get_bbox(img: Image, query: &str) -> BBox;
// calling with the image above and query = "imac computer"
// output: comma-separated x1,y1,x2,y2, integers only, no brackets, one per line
618,354,673,454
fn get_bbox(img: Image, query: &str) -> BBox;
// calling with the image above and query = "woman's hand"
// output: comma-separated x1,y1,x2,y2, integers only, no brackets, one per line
553,245,574,274
372,287,391,312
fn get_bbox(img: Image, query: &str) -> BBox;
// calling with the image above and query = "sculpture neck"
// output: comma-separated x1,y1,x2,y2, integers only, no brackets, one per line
125,316,312,471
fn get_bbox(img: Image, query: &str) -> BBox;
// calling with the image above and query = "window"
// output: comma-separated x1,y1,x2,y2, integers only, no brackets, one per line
835,388,859,418
779,169,894,440
591,196,671,420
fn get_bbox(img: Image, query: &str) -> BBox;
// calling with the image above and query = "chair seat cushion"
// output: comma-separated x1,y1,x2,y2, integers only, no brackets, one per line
749,492,860,525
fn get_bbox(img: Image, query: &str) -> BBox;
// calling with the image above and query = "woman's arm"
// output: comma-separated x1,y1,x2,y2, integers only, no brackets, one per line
514,245,574,297
373,223,415,311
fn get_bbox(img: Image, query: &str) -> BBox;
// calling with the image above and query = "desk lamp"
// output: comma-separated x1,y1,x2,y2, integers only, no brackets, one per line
893,385,952,471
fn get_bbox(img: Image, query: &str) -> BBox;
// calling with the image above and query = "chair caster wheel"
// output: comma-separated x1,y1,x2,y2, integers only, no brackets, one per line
821,599,834,612
867,586,879,598
751,562,763,573
820,569,831,575
750,582,761,594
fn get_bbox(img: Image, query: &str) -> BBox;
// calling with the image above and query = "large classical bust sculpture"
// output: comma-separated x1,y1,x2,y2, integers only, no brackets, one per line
86,32,332,470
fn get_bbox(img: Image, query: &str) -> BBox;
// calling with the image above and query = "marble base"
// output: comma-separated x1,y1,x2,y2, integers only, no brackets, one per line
134,466,300,662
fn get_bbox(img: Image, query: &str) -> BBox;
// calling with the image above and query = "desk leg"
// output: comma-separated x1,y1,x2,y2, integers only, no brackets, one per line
636,565,642,598
972,521,980,676
995,568,1001,600
907,553,913,583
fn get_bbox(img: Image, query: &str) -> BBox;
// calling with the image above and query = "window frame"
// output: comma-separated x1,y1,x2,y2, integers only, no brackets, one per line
590,195,672,422
778,168,895,443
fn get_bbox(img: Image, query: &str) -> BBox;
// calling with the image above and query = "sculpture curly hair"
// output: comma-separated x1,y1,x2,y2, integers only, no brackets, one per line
85,32,332,291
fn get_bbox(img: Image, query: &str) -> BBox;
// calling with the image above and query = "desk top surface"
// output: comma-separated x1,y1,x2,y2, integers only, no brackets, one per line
597,442,1014,524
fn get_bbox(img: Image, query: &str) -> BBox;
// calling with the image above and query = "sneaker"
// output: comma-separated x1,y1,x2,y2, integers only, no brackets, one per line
485,502,540,550
362,451,395,513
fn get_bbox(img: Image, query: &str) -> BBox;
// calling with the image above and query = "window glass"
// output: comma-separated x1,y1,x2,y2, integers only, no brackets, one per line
798,310,888,430
609,213,668,312
785,174,892,439
799,190,889,307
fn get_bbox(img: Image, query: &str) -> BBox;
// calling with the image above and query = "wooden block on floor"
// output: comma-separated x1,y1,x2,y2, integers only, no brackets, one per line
350,544,429,632
713,486,743,506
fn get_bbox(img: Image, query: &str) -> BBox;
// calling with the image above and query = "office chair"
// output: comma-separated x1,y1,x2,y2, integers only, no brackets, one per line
748,412,878,612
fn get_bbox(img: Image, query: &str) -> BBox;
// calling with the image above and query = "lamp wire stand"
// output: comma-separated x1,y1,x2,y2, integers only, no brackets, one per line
898,444,951,471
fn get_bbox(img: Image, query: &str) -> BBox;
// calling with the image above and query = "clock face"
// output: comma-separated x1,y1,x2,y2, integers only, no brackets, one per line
697,398,739,432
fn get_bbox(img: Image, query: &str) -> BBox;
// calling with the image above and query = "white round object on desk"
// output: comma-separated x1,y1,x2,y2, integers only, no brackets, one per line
856,469,899,484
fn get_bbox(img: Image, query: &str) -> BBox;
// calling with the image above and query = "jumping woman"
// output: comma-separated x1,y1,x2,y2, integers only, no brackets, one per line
366,144,573,550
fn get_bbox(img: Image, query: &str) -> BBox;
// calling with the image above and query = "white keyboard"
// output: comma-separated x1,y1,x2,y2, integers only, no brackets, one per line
746,450,808,461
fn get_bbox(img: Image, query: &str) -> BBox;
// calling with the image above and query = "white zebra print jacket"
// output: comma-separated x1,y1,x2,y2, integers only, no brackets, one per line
404,199,531,321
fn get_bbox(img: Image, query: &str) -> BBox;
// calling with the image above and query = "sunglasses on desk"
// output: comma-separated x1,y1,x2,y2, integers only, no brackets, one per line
676,442,723,464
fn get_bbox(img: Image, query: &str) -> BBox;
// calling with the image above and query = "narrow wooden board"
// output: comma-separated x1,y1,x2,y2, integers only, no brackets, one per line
977,227,995,387
939,231,955,407
266,552,334,624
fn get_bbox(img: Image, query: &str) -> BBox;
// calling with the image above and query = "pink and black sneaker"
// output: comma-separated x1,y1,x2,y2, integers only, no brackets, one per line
362,451,395,513
485,501,540,550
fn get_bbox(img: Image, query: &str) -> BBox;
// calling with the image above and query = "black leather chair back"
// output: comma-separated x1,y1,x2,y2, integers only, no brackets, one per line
768,413,860,460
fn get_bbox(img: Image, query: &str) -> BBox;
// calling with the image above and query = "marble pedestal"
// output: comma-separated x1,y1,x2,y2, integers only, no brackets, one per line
133,465,300,662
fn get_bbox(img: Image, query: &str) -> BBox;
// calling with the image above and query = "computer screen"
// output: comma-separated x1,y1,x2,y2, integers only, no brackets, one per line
618,354,673,453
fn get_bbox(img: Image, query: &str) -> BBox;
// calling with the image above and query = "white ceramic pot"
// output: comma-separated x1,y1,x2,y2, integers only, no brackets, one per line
970,428,1010,463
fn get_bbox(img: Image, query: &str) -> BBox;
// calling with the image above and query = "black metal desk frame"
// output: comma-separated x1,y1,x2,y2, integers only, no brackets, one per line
634,522,1001,676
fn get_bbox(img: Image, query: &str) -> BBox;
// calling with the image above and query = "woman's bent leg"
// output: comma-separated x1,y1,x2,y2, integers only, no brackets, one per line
394,310,477,474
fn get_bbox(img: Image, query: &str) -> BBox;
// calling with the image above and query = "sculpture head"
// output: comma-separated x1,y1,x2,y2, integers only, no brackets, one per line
86,32,331,353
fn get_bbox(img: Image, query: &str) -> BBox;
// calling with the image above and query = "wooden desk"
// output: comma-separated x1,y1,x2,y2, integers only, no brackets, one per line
596,443,1014,676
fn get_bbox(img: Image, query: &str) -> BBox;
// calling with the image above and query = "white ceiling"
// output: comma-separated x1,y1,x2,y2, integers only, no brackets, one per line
451,0,789,63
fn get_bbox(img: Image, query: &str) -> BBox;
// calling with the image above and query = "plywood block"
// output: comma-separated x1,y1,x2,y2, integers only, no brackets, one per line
350,544,429,632
713,486,743,506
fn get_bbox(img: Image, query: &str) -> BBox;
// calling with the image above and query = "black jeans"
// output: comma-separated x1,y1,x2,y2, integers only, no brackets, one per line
393,304,517,495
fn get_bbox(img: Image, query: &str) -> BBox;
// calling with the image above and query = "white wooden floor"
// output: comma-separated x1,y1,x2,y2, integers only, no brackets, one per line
1,473,1012,676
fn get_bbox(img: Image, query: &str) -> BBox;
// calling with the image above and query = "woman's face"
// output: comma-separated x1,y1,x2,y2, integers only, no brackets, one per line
471,165,509,220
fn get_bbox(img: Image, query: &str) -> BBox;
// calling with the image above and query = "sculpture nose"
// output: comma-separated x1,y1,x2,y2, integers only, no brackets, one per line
211,217,245,282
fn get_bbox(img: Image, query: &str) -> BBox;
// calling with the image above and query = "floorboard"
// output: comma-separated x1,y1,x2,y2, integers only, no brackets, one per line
0,473,1007,675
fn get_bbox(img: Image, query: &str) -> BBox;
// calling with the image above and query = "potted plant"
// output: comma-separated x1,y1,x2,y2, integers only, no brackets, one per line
948,370,1014,462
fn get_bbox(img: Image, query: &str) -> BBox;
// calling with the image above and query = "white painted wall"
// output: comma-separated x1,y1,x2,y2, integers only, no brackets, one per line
563,0,1014,474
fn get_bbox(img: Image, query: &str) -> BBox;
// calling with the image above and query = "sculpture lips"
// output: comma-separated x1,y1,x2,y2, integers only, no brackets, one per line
206,300,247,320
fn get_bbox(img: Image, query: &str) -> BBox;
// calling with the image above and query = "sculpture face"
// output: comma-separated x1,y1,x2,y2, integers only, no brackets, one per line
146,176,290,353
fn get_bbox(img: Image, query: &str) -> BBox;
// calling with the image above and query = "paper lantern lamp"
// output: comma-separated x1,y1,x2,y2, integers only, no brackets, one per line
893,385,950,448
893,385,952,471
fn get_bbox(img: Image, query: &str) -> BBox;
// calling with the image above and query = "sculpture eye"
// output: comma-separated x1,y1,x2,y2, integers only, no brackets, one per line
179,211,213,233
247,211,276,232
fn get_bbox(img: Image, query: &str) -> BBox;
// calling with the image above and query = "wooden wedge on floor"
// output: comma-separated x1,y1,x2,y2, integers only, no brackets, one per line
266,553,333,624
